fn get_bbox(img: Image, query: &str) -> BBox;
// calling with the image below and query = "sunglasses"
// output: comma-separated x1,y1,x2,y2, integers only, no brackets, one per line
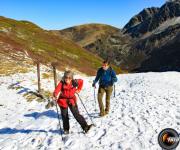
65,76,72,79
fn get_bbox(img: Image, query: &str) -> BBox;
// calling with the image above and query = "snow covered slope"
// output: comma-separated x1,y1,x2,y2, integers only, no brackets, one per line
0,71,180,150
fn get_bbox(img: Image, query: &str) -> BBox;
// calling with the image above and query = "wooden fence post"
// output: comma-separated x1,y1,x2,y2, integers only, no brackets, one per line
37,63,41,93
53,65,57,88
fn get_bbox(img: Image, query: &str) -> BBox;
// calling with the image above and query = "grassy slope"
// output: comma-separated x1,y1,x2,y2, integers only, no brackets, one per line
52,23,120,47
0,17,122,75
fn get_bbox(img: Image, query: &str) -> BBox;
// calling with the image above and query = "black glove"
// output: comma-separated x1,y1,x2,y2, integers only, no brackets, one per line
92,83,95,87
72,79,78,87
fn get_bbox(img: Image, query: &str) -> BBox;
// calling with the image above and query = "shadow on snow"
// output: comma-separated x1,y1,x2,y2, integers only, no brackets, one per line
24,110,61,119
0,127,62,134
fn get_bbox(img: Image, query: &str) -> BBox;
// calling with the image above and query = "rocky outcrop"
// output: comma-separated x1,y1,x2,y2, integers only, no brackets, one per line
123,0,180,38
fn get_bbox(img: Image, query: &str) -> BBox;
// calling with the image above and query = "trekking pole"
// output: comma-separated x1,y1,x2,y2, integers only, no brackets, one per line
114,84,116,97
76,93,95,126
54,99,64,142
94,87,97,112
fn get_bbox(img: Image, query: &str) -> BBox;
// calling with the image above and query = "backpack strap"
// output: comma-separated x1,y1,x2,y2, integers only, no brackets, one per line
61,79,78,90
110,67,113,82
60,80,65,93
99,67,105,81
59,80,78,99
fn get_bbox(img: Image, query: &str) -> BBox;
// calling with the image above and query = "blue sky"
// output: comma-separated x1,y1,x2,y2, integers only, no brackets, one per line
0,0,166,30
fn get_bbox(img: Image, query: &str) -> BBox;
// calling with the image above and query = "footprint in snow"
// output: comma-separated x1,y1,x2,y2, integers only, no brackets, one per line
64,137,74,147
175,109,180,125
176,116,180,120
47,138,52,146
89,129,107,141
177,109,180,113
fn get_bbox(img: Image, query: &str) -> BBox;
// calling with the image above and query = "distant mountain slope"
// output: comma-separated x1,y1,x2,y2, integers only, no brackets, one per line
0,17,121,75
133,24,180,72
52,24,124,63
5,0,175,73
55,0,180,72
52,24,120,48
125,0,180,71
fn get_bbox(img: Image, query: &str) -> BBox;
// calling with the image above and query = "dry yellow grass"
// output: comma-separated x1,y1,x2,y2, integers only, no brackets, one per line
42,72,53,79
0,53,33,76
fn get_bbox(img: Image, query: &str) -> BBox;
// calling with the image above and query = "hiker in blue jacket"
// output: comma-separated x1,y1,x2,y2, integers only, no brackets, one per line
92,59,117,116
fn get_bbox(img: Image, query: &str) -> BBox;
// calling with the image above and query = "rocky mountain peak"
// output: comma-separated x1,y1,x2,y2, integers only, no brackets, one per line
123,7,160,30
123,0,180,38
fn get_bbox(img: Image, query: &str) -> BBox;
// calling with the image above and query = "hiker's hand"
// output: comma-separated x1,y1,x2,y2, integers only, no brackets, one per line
92,83,96,88
45,100,55,109
76,89,80,93
52,96,57,101
110,81,114,86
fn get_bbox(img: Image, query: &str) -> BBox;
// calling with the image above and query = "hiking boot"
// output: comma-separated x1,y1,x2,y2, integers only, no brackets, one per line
99,112,105,117
104,107,109,115
64,130,69,135
84,124,93,133
105,110,109,115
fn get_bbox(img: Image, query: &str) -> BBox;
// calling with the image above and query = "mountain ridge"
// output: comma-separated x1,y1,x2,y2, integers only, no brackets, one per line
56,0,180,72
0,16,122,75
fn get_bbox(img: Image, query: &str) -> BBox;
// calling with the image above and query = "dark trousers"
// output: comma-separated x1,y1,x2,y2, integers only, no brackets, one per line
60,103,88,131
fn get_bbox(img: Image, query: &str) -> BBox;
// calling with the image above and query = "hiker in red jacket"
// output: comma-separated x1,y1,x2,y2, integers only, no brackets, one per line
53,70,92,134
